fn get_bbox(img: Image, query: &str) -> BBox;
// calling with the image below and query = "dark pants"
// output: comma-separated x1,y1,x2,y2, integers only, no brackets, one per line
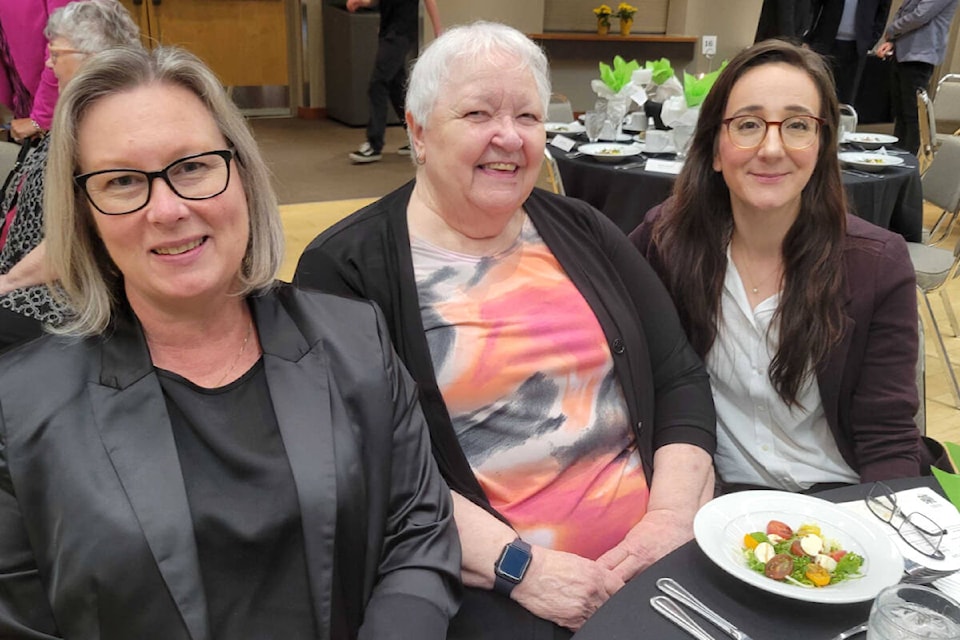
891,59,934,155
825,39,866,105
366,32,414,153
0,306,43,353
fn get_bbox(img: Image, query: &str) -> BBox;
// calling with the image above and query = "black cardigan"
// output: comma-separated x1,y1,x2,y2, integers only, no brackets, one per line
295,181,716,515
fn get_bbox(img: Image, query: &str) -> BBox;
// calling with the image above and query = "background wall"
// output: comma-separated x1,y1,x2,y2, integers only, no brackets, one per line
299,0,960,113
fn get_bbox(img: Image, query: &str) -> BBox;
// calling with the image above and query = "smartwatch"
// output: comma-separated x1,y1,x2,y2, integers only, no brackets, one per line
493,538,532,597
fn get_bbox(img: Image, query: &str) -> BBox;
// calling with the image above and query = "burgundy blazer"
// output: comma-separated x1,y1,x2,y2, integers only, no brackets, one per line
632,203,926,483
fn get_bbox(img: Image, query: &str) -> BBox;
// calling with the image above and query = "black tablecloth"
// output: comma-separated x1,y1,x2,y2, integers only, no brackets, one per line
554,146,923,243
572,476,940,640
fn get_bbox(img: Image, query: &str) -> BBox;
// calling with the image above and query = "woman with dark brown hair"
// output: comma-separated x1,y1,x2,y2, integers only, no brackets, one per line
631,39,927,492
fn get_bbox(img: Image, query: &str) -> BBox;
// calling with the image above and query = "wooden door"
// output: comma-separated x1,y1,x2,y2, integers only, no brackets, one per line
118,0,288,88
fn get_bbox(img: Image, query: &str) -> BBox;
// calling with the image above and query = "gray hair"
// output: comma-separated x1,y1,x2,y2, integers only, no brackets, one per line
45,46,284,337
44,0,141,52
405,21,551,128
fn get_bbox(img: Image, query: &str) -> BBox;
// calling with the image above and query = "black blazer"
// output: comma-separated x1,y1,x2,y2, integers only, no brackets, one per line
0,284,460,640
755,0,813,42
805,0,892,54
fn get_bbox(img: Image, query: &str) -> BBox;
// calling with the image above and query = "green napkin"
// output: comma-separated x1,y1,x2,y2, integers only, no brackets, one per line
599,55,640,93
682,61,727,107
644,58,674,86
931,441,960,511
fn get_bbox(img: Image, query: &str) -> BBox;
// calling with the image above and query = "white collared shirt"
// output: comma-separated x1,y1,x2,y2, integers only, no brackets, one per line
708,249,859,491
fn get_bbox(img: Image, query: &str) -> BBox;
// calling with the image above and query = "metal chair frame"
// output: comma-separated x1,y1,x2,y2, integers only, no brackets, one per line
917,89,938,175
542,147,565,196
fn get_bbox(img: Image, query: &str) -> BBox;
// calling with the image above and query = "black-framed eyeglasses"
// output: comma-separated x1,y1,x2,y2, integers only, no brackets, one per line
74,149,235,216
866,481,947,560
722,114,826,150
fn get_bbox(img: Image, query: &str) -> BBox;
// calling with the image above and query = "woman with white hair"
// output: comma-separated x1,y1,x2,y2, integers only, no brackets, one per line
0,0,140,350
296,21,716,636
0,45,460,639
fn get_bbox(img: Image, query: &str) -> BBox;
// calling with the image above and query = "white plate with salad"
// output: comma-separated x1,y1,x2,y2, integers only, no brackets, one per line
694,491,903,604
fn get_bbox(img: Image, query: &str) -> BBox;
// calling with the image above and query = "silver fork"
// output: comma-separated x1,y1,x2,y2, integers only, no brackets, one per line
656,578,755,640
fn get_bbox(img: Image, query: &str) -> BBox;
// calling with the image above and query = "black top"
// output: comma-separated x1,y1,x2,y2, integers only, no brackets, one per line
159,359,319,640
378,0,419,39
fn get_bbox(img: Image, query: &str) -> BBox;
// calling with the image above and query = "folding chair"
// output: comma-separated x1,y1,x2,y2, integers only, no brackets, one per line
934,74,960,138
909,235,960,408
922,135,960,244
547,93,575,124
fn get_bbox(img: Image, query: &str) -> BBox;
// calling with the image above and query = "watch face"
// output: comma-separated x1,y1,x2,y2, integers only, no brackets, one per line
497,544,531,582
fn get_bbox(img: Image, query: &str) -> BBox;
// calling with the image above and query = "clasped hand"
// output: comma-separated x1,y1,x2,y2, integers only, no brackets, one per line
512,546,624,631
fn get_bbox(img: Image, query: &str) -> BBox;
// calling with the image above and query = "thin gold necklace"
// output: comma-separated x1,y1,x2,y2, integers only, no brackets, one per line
733,239,781,295
215,320,253,386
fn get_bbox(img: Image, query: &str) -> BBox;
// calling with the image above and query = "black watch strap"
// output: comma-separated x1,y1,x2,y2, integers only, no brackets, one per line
493,538,532,597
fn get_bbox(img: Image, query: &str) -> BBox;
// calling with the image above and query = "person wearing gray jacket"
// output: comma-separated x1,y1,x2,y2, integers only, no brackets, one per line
876,0,960,154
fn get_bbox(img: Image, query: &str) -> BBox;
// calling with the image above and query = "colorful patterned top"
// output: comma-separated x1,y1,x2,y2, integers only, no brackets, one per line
411,218,649,559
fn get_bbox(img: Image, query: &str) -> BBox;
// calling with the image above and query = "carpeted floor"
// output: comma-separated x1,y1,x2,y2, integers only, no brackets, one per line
277,197,376,281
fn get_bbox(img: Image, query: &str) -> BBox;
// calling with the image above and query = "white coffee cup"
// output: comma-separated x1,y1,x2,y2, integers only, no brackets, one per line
645,130,671,153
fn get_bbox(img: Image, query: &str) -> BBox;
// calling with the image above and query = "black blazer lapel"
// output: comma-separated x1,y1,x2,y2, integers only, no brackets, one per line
91,316,209,640
252,293,338,635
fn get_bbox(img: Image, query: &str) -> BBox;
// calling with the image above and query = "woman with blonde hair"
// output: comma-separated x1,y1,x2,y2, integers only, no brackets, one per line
0,45,460,639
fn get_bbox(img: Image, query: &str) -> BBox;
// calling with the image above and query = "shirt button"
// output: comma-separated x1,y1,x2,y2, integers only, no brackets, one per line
762,445,770,452
611,338,625,354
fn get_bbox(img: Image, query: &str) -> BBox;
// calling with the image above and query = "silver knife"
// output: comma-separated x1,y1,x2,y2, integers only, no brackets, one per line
651,595,718,640
657,577,756,640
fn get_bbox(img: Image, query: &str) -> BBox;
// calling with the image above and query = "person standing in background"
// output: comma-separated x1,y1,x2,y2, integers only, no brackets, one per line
348,0,441,164
0,0,70,142
876,0,959,154
805,0,892,104
755,0,813,43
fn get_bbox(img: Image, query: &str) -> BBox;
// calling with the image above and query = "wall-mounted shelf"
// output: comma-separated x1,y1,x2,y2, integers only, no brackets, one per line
528,32,697,44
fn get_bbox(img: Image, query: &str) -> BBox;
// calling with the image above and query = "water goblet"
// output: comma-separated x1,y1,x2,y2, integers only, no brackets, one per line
867,584,960,640
672,123,695,159
584,111,605,143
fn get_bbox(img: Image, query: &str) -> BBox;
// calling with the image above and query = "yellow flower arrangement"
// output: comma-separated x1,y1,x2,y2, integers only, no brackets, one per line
593,4,612,27
615,2,638,20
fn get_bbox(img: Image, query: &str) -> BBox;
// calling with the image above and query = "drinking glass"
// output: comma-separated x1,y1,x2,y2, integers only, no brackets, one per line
672,123,695,159
867,585,960,640
584,111,605,143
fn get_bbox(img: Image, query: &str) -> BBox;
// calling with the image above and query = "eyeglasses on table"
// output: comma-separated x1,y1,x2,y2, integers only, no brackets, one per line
866,481,947,561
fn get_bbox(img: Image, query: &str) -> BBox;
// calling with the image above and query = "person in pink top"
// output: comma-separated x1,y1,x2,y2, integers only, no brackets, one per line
0,0,71,142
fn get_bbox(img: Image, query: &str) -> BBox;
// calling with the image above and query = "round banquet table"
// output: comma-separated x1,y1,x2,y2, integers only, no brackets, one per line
553,144,924,243
571,476,939,640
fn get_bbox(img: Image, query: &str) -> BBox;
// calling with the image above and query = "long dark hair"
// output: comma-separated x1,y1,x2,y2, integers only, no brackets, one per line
651,39,847,406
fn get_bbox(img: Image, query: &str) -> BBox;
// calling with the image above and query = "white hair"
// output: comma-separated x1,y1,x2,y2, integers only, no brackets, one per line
405,21,551,129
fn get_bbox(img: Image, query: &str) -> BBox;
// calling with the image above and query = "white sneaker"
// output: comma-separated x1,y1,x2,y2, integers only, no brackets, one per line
397,144,412,156
349,142,382,164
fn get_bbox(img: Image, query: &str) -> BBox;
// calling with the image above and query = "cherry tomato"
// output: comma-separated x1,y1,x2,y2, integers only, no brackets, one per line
764,553,794,580
766,520,794,539
744,534,760,550
805,564,831,587
829,550,848,562
790,539,807,557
